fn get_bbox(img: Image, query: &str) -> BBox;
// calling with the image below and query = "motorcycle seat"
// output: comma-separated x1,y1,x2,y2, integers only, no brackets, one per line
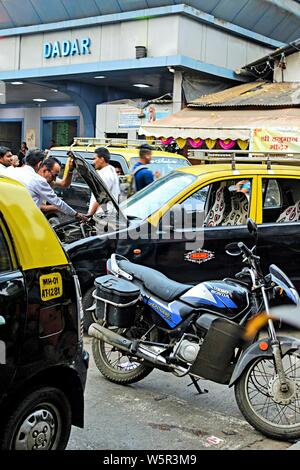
118,260,192,302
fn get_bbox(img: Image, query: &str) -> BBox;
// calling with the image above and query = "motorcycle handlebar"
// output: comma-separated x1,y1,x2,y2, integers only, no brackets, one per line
238,242,252,258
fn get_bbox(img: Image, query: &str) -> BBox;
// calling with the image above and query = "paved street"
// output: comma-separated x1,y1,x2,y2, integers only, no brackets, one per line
68,335,294,451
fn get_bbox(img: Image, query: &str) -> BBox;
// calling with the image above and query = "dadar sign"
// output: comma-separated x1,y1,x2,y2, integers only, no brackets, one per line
44,37,91,59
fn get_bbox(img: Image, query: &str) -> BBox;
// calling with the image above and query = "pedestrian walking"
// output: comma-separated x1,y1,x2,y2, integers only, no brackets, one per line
18,141,28,166
88,147,120,215
131,144,154,192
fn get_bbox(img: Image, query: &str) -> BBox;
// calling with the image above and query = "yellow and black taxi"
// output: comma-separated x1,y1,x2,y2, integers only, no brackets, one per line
0,175,88,450
66,155,300,329
48,138,190,217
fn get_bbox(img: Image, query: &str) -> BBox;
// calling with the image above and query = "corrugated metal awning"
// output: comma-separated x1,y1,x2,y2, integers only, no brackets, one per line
139,107,300,140
188,81,300,108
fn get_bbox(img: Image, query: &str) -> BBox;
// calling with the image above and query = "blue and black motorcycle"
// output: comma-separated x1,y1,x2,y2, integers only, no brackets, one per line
89,219,300,441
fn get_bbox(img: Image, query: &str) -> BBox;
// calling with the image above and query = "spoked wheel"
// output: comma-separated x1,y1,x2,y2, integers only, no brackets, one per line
235,352,300,440
92,314,157,385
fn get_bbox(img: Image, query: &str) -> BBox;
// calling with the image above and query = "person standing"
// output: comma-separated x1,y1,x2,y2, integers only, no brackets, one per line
18,142,28,166
88,147,120,215
11,155,20,167
6,149,87,221
132,144,154,191
0,146,13,175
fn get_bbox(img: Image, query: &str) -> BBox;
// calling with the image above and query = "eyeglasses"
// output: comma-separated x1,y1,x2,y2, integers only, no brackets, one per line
46,169,59,179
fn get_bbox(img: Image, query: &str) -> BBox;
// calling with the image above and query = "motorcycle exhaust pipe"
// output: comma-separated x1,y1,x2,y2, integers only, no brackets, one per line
88,323,187,373
88,323,133,353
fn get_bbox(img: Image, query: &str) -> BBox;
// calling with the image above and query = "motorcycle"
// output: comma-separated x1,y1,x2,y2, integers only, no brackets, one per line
88,219,300,441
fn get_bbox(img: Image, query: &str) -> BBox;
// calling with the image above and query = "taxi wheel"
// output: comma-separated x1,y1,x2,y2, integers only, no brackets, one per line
0,387,72,450
83,287,97,332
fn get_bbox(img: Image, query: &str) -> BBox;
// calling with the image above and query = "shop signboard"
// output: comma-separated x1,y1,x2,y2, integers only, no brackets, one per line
251,128,300,152
119,108,141,129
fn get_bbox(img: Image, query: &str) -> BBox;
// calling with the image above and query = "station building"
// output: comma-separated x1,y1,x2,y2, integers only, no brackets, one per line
0,0,299,152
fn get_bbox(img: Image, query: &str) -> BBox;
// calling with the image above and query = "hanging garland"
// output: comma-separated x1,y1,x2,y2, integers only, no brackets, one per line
205,138,217,149
237,139,249,150
176,137,187,149
159,137,174,145
187,138,204,148
218,139,235,150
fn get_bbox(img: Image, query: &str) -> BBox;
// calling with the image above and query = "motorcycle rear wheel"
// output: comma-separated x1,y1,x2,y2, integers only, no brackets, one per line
235,352,300,441
92,314,157,385
92,335,153,385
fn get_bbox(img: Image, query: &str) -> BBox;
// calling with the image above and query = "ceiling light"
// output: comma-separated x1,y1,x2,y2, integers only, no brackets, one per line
133,83,151,88
94,75,106,79
11,81,24,85
33,98,47,102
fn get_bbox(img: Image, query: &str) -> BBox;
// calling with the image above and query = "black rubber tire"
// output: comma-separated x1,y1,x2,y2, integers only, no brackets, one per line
235,358,300,441
82,286,97,332
92,330,154,385
0,387,72,450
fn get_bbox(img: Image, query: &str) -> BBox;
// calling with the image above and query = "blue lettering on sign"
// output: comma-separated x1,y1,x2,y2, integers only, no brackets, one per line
43,38,91,59
52,41,61,58
61,40,71,57
44,42,52,59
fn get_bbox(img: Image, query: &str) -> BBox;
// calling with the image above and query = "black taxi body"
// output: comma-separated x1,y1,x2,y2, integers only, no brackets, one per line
0,175,88,450
64,156,300,327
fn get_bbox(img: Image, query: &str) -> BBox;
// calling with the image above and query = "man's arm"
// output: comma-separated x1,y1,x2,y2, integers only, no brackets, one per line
38,178,77,217
52,157,74,188
40,204,59,213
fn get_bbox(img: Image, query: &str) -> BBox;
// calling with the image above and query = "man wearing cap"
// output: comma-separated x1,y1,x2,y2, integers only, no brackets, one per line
132,144,154,191
88,147,120,216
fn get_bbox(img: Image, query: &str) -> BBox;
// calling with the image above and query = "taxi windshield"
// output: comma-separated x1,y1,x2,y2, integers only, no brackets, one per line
129,156,190,178
121,172,197,220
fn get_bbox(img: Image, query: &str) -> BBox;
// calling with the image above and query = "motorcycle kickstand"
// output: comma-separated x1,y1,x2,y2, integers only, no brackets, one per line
188,375,208,395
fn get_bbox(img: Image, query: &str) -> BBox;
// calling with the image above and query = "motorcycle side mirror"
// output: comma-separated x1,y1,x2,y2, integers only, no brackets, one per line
247,218,258,238
225,242,242,256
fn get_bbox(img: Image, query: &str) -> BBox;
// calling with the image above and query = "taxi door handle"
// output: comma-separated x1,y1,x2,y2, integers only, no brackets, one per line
0,316,5,326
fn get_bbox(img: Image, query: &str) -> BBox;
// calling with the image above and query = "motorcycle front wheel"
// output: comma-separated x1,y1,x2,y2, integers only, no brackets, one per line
235,352,300,441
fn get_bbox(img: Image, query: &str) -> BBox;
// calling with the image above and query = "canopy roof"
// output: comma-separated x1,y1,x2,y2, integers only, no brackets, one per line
139,107,300,140
188,81,300,108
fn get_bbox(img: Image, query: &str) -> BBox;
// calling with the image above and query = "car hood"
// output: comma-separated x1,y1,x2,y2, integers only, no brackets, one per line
73,153,127,223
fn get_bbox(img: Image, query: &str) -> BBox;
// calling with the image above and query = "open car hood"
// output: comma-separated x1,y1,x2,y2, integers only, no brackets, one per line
73,153,127,223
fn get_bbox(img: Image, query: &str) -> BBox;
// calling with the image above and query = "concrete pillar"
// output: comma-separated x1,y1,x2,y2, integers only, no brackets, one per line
172,71,183,114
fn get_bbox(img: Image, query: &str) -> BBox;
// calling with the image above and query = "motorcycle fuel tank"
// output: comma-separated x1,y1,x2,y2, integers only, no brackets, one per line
180,280,250,318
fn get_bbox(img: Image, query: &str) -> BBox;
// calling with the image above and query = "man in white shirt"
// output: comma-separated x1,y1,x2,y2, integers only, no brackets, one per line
0,146,13,175
6,149,87,221
87,147,120,216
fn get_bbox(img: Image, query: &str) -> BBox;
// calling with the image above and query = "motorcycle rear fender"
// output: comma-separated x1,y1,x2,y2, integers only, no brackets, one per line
229,335,300,387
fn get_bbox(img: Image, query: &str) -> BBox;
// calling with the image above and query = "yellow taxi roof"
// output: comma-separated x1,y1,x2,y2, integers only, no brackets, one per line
0,176,68,270
51,146,188,162
176,163,300,177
